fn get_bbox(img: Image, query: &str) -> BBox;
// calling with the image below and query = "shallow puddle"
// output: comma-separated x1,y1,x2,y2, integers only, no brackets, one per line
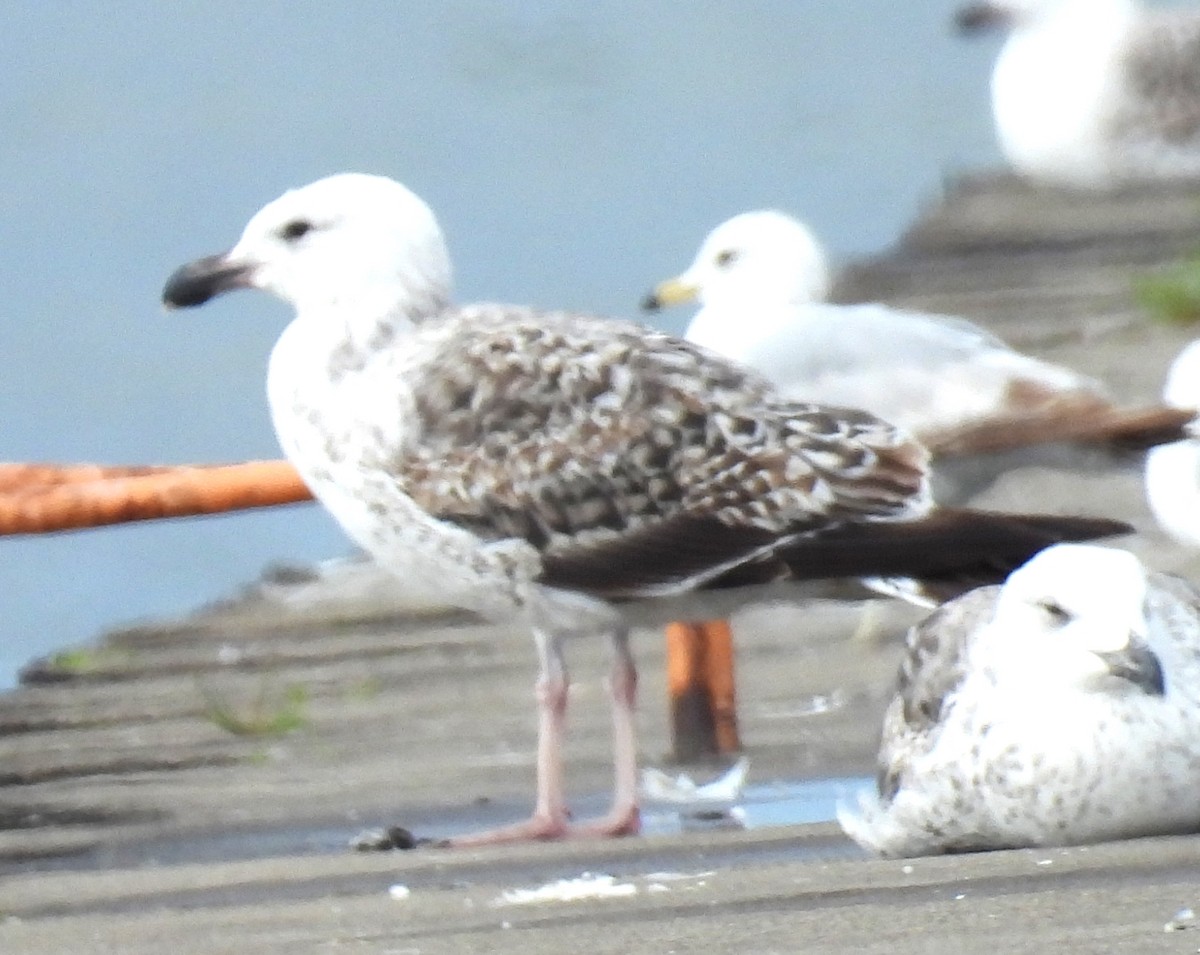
641,775,871,836
13,775,874,876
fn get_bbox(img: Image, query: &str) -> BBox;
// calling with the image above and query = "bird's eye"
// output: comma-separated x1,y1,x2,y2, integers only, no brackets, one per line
1038,599,1072,626
715,249,739,268
280,219,313,241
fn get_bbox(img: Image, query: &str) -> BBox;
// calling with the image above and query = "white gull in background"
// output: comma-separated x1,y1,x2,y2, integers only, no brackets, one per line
643,210,1191,499
839,544,1200,857
957,0,1200,187
1145,339,1200,546
162,174,1128,845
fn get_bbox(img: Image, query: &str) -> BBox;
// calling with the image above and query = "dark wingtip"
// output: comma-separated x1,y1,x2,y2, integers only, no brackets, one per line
162,254,250,309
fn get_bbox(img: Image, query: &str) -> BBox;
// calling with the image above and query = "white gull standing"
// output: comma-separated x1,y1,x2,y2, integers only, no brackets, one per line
1145,339,1200,547
643,210,1191,487
956,0,1200,187
839,543,1200,857
162,174,1128,846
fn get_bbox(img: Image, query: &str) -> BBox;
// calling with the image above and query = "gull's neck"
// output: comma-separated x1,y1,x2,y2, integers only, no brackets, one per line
265,282,448,492
685,294,810,361
285,279,451,372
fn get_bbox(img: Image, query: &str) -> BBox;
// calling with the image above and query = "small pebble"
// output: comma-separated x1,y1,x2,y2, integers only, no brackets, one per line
350,826,419,851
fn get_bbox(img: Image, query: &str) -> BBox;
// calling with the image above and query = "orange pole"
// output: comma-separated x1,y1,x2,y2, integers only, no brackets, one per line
2,459,745,766
702,619,740,754
0,460,312,536
665,619,740,762
0,462,183,493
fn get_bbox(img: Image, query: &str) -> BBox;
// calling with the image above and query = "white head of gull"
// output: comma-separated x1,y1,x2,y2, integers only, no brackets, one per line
839,543,1200,857
956,0,1200,186
163,174,1129,846
642,210,831,330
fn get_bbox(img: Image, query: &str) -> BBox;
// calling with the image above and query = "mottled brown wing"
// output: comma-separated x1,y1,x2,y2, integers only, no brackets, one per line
895,586,998,730
396,306,929,594
1121,14,1200,144
876,586,999,802
1148,571,1200,670
1153,570,1200,612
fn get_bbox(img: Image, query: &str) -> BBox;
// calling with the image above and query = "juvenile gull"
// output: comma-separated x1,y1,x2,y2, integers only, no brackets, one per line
643,209,1192,484
1145,339,1200,547
839,544,1200,857
957,0,1200,186
162,173,1128,845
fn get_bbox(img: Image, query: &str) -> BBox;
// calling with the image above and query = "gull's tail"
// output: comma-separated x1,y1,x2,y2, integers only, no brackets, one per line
925,403,1195,457
775,508,1132,602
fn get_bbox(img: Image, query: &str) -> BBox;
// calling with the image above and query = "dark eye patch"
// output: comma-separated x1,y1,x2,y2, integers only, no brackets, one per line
715,249,739,268
281,219,314,241
1037,599,1072,626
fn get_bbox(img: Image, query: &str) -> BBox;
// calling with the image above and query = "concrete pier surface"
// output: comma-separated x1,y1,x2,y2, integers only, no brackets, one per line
4,173,1200,952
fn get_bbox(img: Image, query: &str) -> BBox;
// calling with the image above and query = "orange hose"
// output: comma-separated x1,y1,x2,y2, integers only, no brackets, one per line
0,460,313,536
0,462,182,493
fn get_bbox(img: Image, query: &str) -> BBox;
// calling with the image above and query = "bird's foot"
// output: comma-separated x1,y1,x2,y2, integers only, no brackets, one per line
439,810,573,848
433,803,640,848
567,803,641,839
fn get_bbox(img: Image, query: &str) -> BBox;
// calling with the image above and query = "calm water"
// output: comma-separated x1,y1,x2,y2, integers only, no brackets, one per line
0,2,1003,687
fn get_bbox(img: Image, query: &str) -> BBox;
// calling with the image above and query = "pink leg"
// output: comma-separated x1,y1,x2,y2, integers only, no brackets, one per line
444,626,640,846
570,628,641,838
445,631,572,846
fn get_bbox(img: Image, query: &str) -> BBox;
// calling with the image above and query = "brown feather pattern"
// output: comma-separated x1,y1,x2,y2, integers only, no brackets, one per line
1120,12,1200,145
387,307,930,583
874,585,1001,802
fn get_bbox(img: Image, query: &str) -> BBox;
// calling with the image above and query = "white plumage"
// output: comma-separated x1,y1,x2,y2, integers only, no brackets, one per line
957,0,1200,186
1145,339,1200,547
840,544,1200,857
159,174,936,845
